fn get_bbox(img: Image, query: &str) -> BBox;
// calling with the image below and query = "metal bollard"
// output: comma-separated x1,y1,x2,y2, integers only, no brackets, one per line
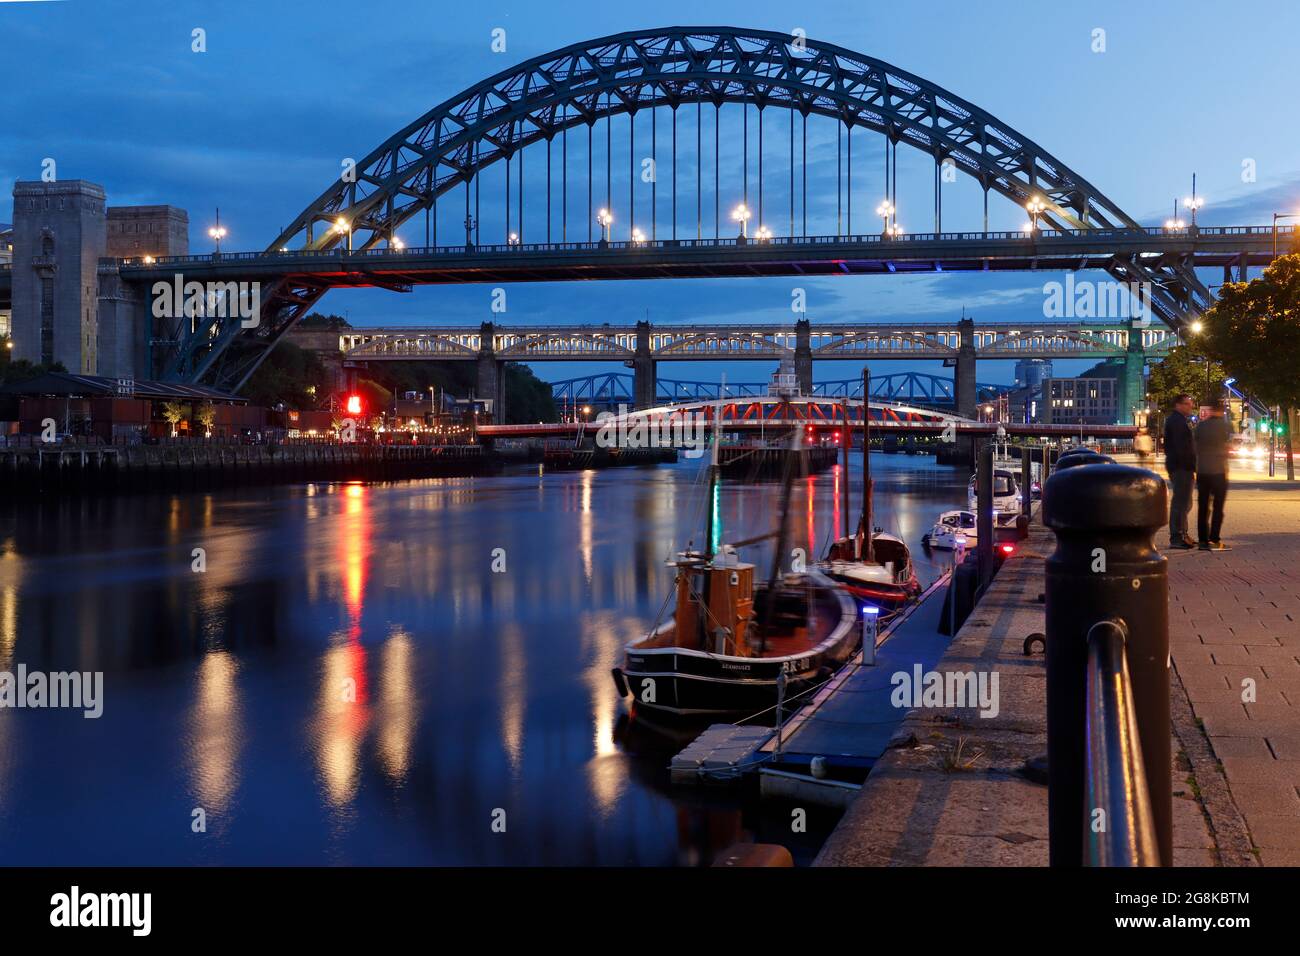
1055,451,1115,471
1021,446,1033,521
976,442,994,593
862,606,879,665
1043,463,1170,866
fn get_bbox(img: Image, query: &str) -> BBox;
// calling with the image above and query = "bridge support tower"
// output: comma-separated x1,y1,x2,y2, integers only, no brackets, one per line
477,322,506,423
794,319,814,395
631,320,657,409
943,316,979,466
1120,318,1145,426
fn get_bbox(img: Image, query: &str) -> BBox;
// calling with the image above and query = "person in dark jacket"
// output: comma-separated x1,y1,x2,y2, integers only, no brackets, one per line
1194,403,1232,551
1163,394,1197,549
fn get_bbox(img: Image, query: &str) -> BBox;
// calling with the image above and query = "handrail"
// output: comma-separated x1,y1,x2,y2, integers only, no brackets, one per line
108,223,1297,269
1084,619,1160,866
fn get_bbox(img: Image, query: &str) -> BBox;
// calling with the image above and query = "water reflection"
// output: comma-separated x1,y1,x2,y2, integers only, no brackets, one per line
0,453,965,865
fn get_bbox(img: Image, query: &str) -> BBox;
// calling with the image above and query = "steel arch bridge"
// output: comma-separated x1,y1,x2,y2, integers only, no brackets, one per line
158,25,1228,391
549,371,1013,408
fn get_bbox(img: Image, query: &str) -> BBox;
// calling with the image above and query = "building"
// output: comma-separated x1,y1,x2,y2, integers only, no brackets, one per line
0,223,12,340
0,371,258,442
9,180,190,378
106,206,189,259
1014,358,1053,390
1040,376,1120,425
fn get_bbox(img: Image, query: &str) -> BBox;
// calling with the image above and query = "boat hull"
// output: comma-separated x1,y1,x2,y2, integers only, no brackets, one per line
614,571,860,719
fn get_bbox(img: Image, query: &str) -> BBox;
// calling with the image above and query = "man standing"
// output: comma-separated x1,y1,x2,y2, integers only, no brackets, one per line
1163,394,1197,549
1195,402,1232,551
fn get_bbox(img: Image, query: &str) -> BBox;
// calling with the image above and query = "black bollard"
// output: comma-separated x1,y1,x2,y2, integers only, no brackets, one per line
1021,446,1033,521
1055,451,1115,471
976,442,994,593
1043,463,1170,866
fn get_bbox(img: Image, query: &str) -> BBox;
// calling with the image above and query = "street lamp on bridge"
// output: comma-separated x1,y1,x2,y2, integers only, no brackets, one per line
207,209,228,256
876,201,895,236
731,203,751,240
333,217,353,252
596,208,613,245
1025,196,1047,235
1183,194,1205,229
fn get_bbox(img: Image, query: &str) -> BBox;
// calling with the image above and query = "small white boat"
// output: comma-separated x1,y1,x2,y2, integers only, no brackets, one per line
967,469,1021,514
922,510,978,550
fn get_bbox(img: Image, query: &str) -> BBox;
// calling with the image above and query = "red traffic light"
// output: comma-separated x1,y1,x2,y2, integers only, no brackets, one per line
346,394,362,416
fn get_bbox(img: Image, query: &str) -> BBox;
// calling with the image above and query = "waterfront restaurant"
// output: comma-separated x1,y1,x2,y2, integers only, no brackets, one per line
1,372,263,441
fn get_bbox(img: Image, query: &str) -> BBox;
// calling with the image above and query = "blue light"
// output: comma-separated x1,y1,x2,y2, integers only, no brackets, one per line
862,605,881,616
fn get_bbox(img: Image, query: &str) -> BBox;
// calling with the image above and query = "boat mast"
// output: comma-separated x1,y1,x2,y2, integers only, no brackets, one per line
860,367,874,563
840,399,851,540
759,421,802,654
703,376,724,561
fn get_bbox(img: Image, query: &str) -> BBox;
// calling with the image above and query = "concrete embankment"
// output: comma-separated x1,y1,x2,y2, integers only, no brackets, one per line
814,518,1231,866
0,442,498,494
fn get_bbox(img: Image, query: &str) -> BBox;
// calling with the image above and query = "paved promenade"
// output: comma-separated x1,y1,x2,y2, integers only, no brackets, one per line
1167,481,1300,865
817,478,1300,866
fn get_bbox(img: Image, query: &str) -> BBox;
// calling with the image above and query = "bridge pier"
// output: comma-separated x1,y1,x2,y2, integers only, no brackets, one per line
632,319,657,409
477,322,506,423
1119,318,1145,425
795,319,813,395
952,316,978,420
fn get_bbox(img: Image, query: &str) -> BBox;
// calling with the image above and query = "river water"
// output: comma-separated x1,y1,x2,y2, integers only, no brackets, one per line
0,453,967,865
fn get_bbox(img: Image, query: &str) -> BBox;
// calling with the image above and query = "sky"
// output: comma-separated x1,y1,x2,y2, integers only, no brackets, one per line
2,0,1298,388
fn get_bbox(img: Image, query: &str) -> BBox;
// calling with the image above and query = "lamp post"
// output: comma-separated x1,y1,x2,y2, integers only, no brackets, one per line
731,203,751,240
876,200,894,236
333,217,352,252
755,225,772,241
208,209,227,256
596,208,613,245
1183,175,1205,229
463,213,476,249
631,227,646,245
1025,196,1047,234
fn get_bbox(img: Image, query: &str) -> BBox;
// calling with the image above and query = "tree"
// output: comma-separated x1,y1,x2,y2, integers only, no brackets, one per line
161,401,187,437
195,401,217,437
1146,344,1226,412
1199,253,1300,479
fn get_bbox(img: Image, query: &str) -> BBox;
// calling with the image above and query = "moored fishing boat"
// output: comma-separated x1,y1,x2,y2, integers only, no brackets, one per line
819,369,921,612
611,412,860,719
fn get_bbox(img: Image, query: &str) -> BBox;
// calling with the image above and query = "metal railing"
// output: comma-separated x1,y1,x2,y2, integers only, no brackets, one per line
111,223,1296,269
1083,619,1160,867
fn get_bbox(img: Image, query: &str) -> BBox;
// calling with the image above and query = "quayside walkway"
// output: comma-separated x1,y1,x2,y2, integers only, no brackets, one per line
815,483,1300,866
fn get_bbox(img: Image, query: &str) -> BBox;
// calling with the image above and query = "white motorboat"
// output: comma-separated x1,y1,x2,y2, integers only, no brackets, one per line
922,510,977,550
967,468,1021,514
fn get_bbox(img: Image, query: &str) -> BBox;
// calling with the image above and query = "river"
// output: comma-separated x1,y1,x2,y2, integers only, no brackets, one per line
0,453,968,865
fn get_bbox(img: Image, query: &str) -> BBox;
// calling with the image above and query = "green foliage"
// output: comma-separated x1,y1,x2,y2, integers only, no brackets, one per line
296,313,353,330
1146,344,1225,410
242,341,332,409
1200,254,1300,412
160,401,187,426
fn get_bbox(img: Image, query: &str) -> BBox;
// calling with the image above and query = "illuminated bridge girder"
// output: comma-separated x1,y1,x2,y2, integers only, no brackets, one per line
337,321,1175,361
143,26,1248,391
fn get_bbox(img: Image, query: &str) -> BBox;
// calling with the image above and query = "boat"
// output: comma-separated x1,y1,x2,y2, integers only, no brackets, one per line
967,467,1021,515
921,509,978,550
818,370,922,612
611,412,860,720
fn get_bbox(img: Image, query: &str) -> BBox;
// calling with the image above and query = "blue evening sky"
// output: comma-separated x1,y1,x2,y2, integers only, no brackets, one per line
1,0,1296,388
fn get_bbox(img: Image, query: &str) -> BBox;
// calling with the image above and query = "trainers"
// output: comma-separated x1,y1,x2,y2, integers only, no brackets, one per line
1197,542,1212,551
1208,541,1232,551
1168,540,1194,550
